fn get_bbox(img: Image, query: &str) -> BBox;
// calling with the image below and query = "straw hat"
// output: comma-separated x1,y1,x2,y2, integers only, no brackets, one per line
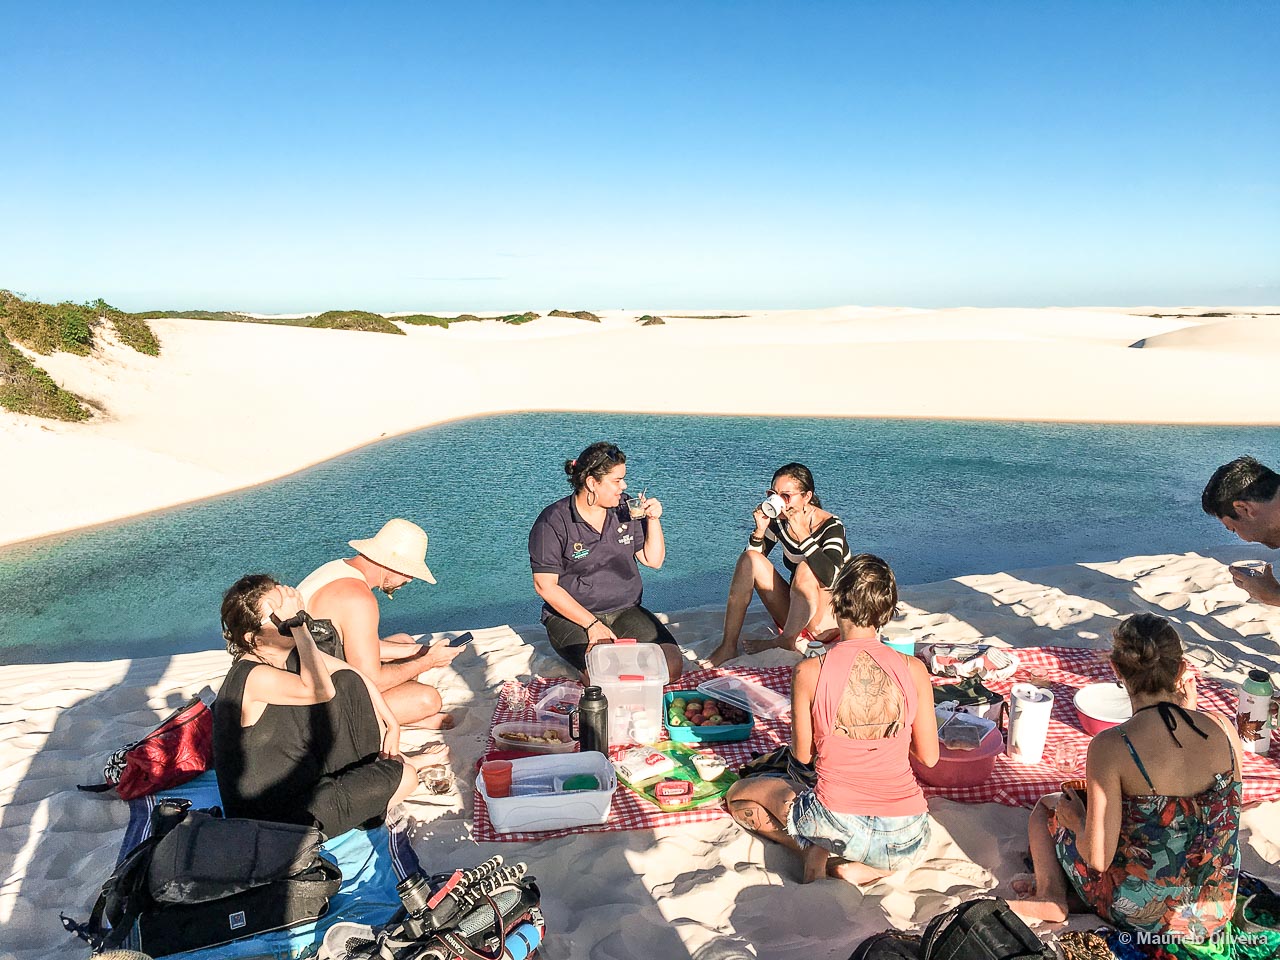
349,519,436,584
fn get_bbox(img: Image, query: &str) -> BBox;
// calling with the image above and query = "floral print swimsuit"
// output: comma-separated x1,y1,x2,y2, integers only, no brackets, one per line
1054,703,1242,945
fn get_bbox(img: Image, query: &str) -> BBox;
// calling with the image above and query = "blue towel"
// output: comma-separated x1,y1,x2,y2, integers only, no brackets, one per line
119,770,420,959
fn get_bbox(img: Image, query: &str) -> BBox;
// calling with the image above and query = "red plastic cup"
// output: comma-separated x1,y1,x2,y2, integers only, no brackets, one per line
481,760,512,798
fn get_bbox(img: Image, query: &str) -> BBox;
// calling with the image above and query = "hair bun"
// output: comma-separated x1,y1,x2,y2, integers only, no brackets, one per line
1111,613,1184,697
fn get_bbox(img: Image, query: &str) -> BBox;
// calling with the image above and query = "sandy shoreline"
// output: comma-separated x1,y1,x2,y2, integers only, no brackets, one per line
3,546,1280,959
3,305,1279,549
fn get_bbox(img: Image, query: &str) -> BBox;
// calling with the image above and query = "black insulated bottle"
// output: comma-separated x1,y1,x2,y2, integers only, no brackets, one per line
573,685,609,754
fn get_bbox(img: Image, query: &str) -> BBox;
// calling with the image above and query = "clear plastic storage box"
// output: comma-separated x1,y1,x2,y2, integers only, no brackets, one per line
533,682,583,724
478,751,617,833
695,675,790,720
586,640,669,746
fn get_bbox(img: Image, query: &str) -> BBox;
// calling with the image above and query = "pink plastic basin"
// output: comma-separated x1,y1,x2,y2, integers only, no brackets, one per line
911,727,1004,788
1073,682,1131,736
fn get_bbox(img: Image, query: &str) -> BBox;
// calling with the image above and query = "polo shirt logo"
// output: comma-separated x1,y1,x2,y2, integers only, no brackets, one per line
618,534,634,545
571,542,590,560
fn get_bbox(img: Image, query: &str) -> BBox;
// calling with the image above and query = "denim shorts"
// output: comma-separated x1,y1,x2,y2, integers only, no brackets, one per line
787,789,931,871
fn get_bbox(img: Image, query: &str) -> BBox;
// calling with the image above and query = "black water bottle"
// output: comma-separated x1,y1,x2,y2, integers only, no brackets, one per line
573,685,609,754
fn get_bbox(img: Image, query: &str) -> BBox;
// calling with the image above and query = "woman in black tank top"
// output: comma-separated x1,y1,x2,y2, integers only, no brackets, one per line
213,575,431,837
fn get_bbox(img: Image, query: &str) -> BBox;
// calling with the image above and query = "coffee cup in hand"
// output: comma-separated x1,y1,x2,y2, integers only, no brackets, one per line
761,493,786,519
1231,560,1268,578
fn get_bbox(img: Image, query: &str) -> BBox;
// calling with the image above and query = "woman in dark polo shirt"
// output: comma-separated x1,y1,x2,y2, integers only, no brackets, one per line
529,441,684,682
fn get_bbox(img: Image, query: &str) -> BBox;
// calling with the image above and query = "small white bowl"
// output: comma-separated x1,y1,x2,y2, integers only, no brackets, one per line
691,752,727,781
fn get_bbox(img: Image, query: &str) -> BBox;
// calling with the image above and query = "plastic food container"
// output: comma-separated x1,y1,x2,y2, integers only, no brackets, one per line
696,675,790,719
587,641,669,746
491,720,575,754
664,690,754,743
934,706,997,750
1074,682,1132,736
479,752,617,833
534,682,583,723
881,627,916,656
911,726,1004,788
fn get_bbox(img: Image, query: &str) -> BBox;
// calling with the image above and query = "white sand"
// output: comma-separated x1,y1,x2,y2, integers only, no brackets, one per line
2,547,1279,959
3,305,1279,548
3,307,1280,957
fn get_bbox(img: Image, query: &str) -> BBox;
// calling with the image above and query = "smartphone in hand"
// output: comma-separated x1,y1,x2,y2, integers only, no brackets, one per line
439,631,474,648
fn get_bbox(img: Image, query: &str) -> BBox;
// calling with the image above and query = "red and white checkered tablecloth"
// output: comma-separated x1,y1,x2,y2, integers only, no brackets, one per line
954,646,1280,808
471,649,1280,841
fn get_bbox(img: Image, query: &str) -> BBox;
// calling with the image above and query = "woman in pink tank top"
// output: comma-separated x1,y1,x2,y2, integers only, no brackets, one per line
726,555,939,885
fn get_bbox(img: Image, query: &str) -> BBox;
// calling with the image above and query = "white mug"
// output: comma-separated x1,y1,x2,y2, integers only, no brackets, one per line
761,493,787,519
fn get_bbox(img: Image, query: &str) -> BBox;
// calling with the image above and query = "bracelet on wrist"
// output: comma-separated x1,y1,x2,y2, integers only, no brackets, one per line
584,616,601,631
748,534,765,545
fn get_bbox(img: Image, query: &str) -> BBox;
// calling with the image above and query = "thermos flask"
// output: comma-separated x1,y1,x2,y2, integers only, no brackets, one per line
572,685,609,754
1238,669,1275,756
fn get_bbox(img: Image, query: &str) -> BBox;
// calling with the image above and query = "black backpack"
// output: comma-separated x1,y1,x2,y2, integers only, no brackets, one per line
64,799,341,955
849,898,1054,960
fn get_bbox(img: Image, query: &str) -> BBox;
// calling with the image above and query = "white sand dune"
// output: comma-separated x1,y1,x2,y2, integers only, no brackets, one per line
2,547,1278,959
1138,313,1280,352
3,305,1279,548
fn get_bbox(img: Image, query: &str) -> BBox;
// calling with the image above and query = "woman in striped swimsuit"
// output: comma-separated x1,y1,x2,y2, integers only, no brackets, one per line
709,462,853,665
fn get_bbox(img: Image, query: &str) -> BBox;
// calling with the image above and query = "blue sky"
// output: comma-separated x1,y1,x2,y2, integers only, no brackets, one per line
2,1,1277,312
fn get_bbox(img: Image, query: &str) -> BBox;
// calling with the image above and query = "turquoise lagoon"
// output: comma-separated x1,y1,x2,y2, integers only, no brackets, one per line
1,413,1277,664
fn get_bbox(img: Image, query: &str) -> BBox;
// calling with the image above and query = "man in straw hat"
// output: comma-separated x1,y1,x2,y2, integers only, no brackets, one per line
298,518,460,728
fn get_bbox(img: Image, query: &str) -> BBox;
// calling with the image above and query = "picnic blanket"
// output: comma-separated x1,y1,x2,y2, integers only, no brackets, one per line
110,770,419,958
473,649,1280,841
476,655,1280,839
962,645,1280,808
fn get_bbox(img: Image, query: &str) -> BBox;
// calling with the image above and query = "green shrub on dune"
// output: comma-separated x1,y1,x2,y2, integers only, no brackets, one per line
131,308,256,323
548,309,600,322
0,291,93,355
499,311,539,325
109,313,162,355
0,332,90,421
0,292,163,422
396,311,539,327
0,291,161,358
86,299,161,356
306,311,406,335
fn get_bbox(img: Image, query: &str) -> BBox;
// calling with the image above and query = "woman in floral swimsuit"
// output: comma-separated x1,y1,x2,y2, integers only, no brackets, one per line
1010,613,1245,951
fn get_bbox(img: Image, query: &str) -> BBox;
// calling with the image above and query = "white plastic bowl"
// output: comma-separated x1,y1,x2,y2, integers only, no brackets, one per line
1073,682,1132,735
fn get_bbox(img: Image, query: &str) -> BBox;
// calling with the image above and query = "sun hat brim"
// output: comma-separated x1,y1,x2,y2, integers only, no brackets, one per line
348,537,437,584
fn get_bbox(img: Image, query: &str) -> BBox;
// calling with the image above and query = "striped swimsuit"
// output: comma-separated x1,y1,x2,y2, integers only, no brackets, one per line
760,514,852,589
